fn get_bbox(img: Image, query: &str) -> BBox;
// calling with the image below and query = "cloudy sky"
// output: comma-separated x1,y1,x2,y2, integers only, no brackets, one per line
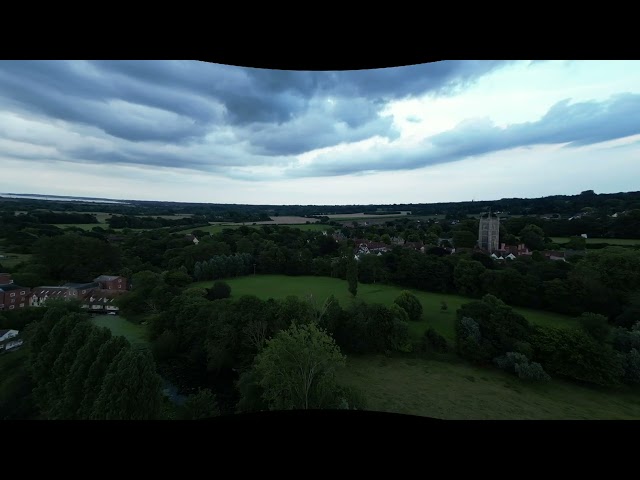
1,60,639,205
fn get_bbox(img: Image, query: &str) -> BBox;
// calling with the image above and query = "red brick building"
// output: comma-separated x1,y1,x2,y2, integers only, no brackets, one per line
0,273,12,285
94,275,128,291
0,284,31,312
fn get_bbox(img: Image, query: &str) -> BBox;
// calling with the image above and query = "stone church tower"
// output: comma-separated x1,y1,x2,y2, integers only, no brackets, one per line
478,211,500,252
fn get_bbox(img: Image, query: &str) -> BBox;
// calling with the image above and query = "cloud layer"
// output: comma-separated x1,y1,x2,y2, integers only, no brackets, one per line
1,60,639,201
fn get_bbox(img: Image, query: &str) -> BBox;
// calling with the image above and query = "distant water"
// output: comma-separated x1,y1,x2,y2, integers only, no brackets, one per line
0,193,129,204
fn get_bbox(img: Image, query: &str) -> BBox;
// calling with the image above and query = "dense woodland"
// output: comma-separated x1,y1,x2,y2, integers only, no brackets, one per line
1,191,640,419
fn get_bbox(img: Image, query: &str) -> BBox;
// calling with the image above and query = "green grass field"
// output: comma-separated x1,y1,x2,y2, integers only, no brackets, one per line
337,355,640,419
90,315,149,349
551,237,640,246
191,275,577,341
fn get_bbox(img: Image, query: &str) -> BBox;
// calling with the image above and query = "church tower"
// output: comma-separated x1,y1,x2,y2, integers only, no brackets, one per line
478,210,500,252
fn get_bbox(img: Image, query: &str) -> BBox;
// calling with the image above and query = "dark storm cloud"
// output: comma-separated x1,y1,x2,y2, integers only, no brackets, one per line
0,60,510,158
288,93,640,178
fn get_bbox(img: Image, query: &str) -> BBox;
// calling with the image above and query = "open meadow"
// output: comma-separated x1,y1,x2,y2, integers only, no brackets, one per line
191,274,578,341
90,314,149,350
337,355,640,420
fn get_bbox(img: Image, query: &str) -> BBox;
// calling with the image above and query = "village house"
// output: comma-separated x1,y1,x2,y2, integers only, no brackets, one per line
184,234,200,245
30,286,75,306
0,277,31,311
84,289,126,313
29,275,128,308
542,250,567,261
496,243,532,257
0,273,13,285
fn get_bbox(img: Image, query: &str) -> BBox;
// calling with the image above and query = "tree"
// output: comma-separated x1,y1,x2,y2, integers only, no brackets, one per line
530,326,624,386
91,349,163,420
519,224,546,251
453,259,486,297
393,290,423,322
440,301,448,312
181,389,221,419
253,323,346,410
77,336,130,418
578,312,611,343
57,326,113,419
452,230,476,248
206,281,232,300
236,237,254,255
44,320,94,416
346,258,358,297
566,236,587,250
164,269,193,288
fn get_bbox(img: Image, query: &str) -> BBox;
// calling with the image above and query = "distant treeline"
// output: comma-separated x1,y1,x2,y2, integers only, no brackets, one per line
4,211,99,225
3,189,640,221
106,215,208,229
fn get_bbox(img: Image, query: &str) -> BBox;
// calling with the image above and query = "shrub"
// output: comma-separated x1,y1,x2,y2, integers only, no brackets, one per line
393,291,423,322
455,317,489,363
578,312,611,343
422,327,449,353
440,301,448,312
619,349,640,384
206,281,231,300
495,351,551,382
515,361,551,382
494,352,529,373
336,385,368,410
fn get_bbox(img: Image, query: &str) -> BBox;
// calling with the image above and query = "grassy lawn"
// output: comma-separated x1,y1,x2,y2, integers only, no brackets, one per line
551,237,640,246
337,355,640,419
191,275,577,341
90,314,149,349
0,253,33,268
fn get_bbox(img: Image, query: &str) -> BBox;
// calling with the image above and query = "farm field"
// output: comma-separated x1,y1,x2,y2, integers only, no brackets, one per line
90,315,149,350
337,355,640,420
179,222,327,235
551,237,640,246
191,275,578,341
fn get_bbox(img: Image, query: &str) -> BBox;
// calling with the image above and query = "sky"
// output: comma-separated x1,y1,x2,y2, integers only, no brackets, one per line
1,60,639,205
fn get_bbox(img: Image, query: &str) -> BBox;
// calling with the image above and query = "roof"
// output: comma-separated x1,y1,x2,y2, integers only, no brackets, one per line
0,329,9,337
0,284,25,292
86,289,125,305
94,275,121,282
31,287,70,297
64,282,99,289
